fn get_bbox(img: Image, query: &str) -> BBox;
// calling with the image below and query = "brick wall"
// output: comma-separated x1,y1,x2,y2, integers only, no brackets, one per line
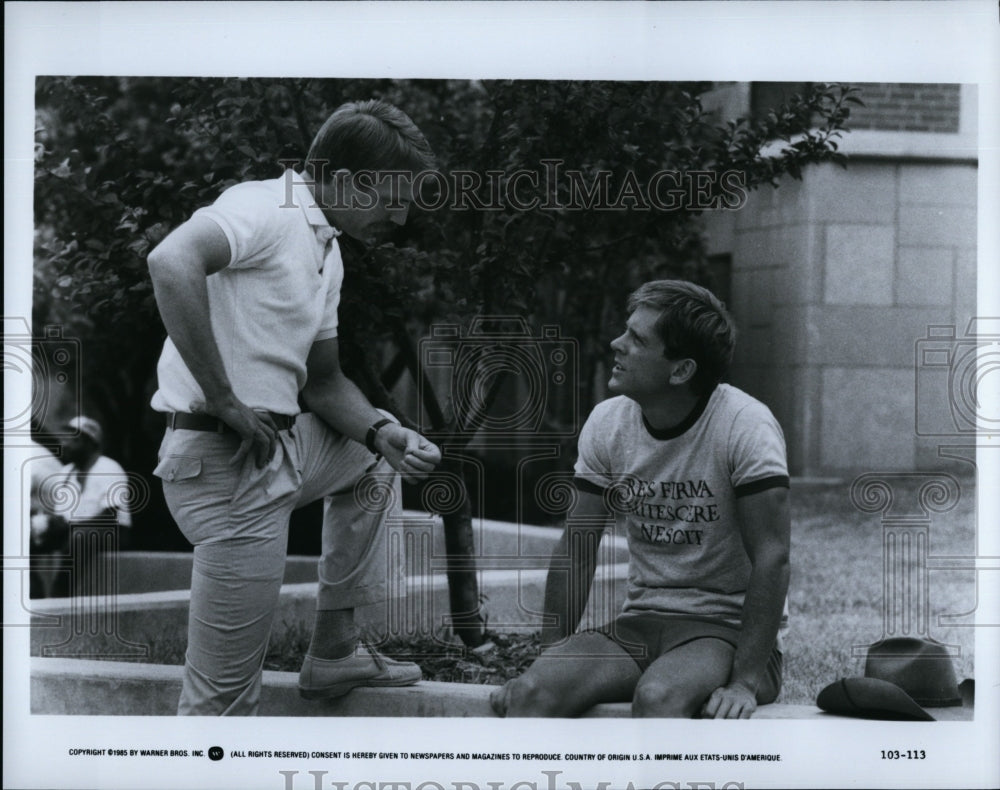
849,83,961,133
749,82,962,134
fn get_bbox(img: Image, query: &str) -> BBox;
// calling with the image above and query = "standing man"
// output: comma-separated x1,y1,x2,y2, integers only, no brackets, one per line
491,280,790,718
147,99,442,716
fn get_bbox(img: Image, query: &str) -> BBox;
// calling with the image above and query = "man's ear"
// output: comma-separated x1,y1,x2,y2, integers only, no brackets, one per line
669,358,697,386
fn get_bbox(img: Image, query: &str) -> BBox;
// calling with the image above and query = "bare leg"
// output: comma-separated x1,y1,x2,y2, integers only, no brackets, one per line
631,637,734,718
491,632,642,717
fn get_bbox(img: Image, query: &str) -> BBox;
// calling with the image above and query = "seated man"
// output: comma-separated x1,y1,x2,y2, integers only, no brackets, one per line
492,279,790,719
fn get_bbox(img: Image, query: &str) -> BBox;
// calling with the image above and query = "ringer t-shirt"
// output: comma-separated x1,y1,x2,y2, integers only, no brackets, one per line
151,171,343,416
574,384,789,629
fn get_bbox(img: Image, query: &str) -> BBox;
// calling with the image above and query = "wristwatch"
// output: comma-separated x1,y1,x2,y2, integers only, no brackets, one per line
365,418,394,454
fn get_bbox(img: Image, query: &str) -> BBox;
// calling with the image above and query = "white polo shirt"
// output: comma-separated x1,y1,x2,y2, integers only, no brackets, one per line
151,171,344,415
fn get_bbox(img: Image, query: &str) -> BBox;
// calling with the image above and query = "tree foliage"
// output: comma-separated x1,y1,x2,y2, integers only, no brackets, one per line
33,77,858,541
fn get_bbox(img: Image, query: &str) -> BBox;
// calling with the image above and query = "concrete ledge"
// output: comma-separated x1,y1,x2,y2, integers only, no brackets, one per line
29,564,630,658
31,657,185,715
31,657,831,719
103,514,626,595
27,513,629,658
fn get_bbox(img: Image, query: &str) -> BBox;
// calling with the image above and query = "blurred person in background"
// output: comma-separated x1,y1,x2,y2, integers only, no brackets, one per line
31,416,133,598
28,438,65,599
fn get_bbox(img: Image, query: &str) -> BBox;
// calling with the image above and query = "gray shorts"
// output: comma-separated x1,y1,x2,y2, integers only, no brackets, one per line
591,610,783,704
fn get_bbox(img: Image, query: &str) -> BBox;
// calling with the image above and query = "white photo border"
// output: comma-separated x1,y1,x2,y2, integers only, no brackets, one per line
5,2,999,789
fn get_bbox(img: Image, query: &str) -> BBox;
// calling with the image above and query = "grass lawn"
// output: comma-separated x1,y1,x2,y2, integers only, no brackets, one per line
337,475,979,706
779,476,976,704
86,475,979,709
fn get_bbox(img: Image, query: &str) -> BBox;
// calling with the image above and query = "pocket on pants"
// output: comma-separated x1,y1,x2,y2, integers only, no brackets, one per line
154,432,238,545
153,454,203,483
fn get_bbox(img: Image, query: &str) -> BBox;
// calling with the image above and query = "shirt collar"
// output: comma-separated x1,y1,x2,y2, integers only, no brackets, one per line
640,385,716,441
287,170,342,241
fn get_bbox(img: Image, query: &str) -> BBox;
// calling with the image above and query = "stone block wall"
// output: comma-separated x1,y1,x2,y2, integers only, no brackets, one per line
709,159,977,475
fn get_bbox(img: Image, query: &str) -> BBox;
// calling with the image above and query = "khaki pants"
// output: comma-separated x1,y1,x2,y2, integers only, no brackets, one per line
154,413,402,715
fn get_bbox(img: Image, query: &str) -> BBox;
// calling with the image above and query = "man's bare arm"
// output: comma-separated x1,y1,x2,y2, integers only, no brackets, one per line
540,489,611,647
302,338,440,482
702,485,791,719
147,216,278,467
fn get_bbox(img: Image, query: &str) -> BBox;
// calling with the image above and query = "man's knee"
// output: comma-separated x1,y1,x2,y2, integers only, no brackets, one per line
631,679,701,718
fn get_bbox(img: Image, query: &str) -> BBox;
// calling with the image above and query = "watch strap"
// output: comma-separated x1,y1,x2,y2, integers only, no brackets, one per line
365,418,394,454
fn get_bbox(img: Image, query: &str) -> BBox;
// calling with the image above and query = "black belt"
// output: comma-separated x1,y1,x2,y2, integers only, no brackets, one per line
166,412,296,433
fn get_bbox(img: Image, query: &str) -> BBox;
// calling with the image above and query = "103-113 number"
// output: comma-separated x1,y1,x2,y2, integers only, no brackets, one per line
881,750,926,760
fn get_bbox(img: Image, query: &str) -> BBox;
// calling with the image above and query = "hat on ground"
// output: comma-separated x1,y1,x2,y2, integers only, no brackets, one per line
67,416,103,446
816,637,967,721
817,677,934,721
